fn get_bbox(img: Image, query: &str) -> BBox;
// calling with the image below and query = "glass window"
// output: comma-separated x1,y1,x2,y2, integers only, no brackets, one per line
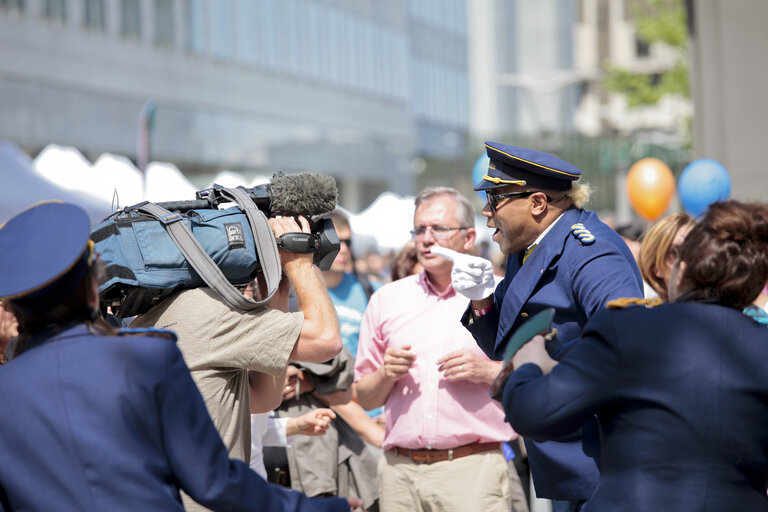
184,0,205,54
0,0,26,11
83,0,105,30
284,0,300,74
327,8,341,84
42,0,66,22
635,37,650,58
360,21,374,94
260,0,278,69
121,0,141,38
315,3,331,81
209,0,234,59
304,0,321,79
154,0,174,46
234,0,255,64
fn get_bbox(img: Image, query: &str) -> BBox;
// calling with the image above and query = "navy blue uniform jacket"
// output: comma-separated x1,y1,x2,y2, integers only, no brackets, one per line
0,324,347,512
464,207,642,500
503,303,768,511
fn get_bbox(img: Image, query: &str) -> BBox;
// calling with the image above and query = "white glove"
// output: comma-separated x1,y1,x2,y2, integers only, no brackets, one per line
430,246,496,300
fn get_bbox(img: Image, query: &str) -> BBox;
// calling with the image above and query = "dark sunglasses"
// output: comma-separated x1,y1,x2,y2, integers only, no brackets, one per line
486,190,559,214
486,191,535,214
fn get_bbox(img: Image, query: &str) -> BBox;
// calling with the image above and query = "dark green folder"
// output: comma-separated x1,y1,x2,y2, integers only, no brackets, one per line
490,308,556,401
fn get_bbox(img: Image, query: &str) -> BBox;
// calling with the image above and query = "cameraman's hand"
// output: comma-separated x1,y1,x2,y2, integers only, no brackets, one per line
269,215,314,272
272,216,342,363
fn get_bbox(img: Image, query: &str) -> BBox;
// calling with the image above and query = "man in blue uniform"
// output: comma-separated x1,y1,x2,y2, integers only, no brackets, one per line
0,201,352,512
449,142,643,510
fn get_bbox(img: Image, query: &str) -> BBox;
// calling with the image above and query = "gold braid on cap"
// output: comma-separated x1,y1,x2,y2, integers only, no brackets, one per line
482,175,527,186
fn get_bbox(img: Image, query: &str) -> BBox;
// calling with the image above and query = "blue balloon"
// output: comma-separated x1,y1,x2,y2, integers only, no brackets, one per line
472,154,490,201
678,159,731,217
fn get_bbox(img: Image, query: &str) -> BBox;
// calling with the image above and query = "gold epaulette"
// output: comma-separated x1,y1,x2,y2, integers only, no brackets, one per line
606,297,662,309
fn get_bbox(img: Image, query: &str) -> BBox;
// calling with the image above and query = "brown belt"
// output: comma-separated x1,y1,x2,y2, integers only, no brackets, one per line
391,441,500,464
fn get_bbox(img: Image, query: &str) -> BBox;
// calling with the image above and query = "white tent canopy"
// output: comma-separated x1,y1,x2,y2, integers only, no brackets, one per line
345,192,416,255
32,144,199,209
0,141,112,224
145,161,198,203
90,152,143,208
32,144,108,207
207,171,271,190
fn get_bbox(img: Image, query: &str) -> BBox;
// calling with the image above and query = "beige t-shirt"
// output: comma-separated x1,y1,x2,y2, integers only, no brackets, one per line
132,288,302,512
131,287,302,461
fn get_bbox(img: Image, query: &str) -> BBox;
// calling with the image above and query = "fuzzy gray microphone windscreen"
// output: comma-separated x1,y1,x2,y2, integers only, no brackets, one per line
269,173,338,217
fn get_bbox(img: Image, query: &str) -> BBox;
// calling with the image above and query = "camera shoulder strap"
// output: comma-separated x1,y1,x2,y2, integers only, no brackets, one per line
136,198,279,311
217,186,282,301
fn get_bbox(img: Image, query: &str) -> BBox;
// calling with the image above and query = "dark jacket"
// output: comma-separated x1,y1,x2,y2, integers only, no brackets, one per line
504,302,768,511
464,207,643,500
0,324,347,512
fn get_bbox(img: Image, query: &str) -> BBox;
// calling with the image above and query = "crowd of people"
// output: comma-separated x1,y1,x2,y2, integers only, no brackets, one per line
1,140,767,512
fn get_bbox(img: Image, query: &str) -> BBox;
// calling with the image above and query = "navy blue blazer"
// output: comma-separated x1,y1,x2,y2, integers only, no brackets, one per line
464,207,642,500
504,303,768,511
0,324,348,512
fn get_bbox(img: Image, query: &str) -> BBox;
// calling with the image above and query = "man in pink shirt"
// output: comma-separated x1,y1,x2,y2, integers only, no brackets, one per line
355,187,528,512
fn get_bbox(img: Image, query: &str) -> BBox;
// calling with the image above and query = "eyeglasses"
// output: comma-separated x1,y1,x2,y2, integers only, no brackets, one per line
485,190,560,214
486,191,536,214
410,226,468,241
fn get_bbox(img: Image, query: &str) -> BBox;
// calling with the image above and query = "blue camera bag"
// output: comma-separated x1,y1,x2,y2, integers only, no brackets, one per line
91,188,281,318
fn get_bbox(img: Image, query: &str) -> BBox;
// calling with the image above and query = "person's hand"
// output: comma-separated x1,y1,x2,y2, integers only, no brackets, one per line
282,365,314,401
382,345,416,381
287,408,336,436
345,497,364,510
437,349,499,385
430,246,496,301
269,215,313,271
512,334,558,375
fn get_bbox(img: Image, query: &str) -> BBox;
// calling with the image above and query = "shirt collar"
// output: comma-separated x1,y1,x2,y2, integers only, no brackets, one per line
418,272,456,298
527,211,566,251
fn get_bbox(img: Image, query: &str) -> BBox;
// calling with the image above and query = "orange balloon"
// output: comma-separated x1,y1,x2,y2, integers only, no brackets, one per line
626,158,675,221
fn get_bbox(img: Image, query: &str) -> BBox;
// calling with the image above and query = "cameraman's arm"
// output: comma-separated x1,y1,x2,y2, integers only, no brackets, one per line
269,216,342,363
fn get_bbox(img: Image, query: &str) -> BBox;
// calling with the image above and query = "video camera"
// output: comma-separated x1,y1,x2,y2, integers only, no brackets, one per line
158,175,340,270
91,172,340,318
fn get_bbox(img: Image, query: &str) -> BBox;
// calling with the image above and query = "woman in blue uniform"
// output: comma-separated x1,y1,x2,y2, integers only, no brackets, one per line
0,202,351,512
502,200,768,511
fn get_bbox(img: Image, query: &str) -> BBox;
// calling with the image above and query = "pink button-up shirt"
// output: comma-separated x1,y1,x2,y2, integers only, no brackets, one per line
355,273,515,450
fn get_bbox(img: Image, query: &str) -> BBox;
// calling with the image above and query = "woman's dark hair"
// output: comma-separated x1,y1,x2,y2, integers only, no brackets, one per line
8,260,118,357
391,240,420,281
677,200,768,308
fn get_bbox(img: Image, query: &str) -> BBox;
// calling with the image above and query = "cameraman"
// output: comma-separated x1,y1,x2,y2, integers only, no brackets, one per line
131,214,343,512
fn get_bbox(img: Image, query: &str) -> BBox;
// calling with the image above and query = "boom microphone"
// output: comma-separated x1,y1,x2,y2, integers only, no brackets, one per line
269,172,338,217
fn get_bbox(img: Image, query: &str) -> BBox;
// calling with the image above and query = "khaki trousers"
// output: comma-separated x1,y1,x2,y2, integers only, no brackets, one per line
378,448,529,512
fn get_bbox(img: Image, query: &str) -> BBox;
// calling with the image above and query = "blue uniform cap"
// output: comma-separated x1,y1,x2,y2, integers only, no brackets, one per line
474,141,582,192
0,202,93,301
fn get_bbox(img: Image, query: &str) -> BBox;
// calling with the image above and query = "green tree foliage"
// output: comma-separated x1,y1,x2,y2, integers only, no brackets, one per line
604,0,690,107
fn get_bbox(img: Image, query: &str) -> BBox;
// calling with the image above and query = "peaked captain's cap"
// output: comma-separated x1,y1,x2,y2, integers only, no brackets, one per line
474,141,582,192
0,202,94,311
